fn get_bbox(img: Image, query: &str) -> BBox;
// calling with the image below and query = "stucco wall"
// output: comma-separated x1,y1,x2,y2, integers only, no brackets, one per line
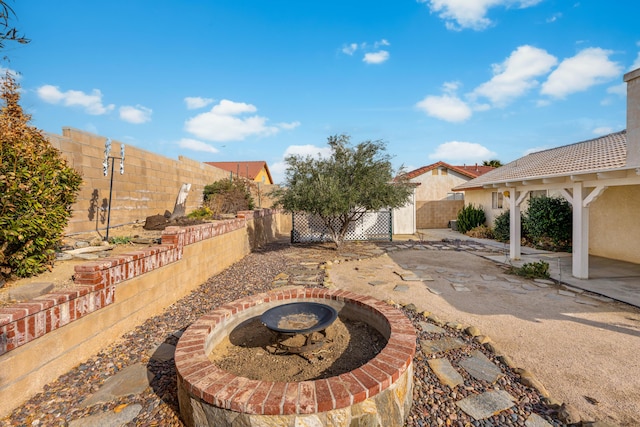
47,128,230,235
410,169,467,201
590,185,640,264
416,200,464,229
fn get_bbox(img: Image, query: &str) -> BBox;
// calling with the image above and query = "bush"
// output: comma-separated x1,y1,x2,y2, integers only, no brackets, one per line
0,74,83,278
523,195,572,251
507,261,550,279
493,210,511,242
187,206,214,219
466,225,494,239
203,177,255,214
456,204,486,234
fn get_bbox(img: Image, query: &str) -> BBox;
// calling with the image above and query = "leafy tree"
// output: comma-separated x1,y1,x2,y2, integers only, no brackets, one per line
0,1,29,51
271,134,413,248
0,73,82,278
482,159,502,167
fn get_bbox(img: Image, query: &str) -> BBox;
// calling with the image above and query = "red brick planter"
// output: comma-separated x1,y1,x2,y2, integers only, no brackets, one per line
175,288,416,426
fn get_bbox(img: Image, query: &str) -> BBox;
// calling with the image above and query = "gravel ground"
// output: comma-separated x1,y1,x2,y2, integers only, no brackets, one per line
0,240,564,427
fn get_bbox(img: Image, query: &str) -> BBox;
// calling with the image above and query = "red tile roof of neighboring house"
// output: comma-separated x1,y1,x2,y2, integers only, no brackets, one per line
454,130,627,190
401,161,495,180
205,161,274,184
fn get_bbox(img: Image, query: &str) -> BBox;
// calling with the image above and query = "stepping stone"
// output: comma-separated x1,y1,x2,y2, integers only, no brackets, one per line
459,350,504,383
521,284,538,291
533,281,550,288
534,279,554,285
451,284,471,292
447,277,467,284
368,280,387,286
575,297,601,307
399,273,422,281
558,290,576,297
8,282,54,301
420,337,466,355
561,285,584,294
426,286,442,295
428,358,464,388
418,322,445,334
81,363,153,407
588,295,614,303
481,275,497,281
69,403,142,427
148,343,176,362
418,274,434,281
455,390,515,420
415,265,430,270
525,413,553,427
503,276,522,283
509,288,528,295
393,284,409,292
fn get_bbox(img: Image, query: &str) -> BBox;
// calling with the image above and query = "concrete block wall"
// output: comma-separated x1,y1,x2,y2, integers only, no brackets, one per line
0,210,289,416
416,200,464,229
46,127,230,235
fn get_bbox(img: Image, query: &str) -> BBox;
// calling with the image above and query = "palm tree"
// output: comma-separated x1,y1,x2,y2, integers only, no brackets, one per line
482,159,502,167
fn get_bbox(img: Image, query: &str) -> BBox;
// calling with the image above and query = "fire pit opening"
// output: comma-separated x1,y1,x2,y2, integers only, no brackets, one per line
175,288,416,427
260,302,338,354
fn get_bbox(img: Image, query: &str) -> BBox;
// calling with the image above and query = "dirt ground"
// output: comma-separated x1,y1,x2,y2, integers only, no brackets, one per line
208,316,386,382
0,223,163,305
328,249,640,426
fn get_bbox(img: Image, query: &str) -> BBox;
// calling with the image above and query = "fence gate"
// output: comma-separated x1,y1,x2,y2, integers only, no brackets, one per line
291,211,392,243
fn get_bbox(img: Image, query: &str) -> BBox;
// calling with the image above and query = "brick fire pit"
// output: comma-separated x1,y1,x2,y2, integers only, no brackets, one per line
175,288,416,426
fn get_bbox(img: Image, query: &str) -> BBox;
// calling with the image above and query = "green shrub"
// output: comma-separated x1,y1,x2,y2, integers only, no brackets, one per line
0,74,83,278
493,210,511,242
108,236,132,245
523,195,572,251
456,204,486,234
507,261,550,279
187,206,213,219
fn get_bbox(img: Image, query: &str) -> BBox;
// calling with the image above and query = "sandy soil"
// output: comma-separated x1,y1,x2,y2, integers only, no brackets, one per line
328,249,640,426
208,317,386,382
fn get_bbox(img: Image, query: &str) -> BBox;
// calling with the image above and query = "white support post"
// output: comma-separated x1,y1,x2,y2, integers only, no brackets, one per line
572,183,589,279
507,190,528,260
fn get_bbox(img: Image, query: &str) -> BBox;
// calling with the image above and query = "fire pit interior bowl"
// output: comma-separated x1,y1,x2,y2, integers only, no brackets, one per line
261,302,338,334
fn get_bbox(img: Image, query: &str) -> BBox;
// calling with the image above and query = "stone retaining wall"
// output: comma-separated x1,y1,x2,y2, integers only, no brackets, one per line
0,209,291,417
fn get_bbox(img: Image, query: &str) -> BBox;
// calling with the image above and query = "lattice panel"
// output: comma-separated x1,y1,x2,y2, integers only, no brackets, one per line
292,211,391,243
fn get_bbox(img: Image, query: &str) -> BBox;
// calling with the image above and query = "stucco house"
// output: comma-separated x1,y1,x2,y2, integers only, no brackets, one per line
401,161,494,229
205,161,274,185
454,67,640,279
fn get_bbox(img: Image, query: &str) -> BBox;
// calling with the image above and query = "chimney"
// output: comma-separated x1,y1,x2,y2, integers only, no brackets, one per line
624,68,640,167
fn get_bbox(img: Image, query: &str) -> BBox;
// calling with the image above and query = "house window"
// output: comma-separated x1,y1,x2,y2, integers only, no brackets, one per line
440,168,448,175
447,192,464,200
530,190,547,198
492,192,503,209
432,169,438,175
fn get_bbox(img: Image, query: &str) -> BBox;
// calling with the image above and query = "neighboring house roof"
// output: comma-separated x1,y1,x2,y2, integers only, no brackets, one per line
454,130,627,190
402,161,495,180
205,161,274,184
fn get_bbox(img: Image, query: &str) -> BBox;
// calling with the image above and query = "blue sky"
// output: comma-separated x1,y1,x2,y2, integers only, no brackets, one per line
4,1,640,183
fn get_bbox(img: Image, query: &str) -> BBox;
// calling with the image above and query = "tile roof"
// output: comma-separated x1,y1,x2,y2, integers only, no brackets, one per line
402,161,494,180
454,130,628,190
205,161,273,184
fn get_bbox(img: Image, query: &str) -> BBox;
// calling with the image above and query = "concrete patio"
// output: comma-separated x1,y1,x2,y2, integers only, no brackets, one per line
410,229,640,308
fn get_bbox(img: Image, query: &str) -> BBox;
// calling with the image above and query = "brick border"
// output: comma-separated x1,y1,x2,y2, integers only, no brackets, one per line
175,288,416,416
0,217,258,356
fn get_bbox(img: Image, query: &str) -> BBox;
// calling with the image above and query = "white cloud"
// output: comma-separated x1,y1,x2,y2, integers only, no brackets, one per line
541,47,623,98
177,138,219,154
342,43,359,55
607,83,626,96
631,51,640,72
473,45,557,106
185,99,295,142
0,67,20,81
592,126,613,135
416,93,472,122
420,0,543,31
184,96,214,110
374,39,390,48
546,12,562,23
428,141,497,163
363,50,390,64
36,85,114,115
523,146,549,155
119,105,152,124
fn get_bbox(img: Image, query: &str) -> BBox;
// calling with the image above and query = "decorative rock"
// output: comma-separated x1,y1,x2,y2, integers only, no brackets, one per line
394,284,410,292
81,363,152,407
459,350,504,383
524,413,553,427
474,335,492,345
405,303,418,312
557,403,581,424
515,369,550,398
421,337,466,355
68,403,142,427
368,280,387,286
148,342,176,362
418,322,445,334
497,354,516,369
558,290,576,297
533,279,555,285
465,326,481,337
428,358,464,388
